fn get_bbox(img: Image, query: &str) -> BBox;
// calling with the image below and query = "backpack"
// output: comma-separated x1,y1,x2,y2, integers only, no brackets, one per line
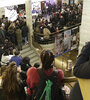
31,69,65,100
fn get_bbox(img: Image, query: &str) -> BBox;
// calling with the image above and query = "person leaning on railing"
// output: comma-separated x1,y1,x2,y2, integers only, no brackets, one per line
69,42,90,100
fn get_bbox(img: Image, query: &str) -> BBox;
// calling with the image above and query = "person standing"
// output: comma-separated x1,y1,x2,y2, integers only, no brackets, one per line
69,42,90,100
16,26,22,51
1,62,26,100
26,49,64,99
21,57,32,72
0,26,5,44
0,45,4,66
21,22,29,44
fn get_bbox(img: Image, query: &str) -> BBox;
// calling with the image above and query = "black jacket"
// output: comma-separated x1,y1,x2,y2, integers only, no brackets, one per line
21,25,28,37
20,63,32,81
21,63,32,72
69,42,90,100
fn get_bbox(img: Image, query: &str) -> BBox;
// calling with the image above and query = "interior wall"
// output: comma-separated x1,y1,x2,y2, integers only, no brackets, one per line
79,0,90,54
62,0,69,4
46,0,57,4
0,7,5,18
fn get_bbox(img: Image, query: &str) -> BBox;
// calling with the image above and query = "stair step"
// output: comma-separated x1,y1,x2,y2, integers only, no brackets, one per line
29,53,37,59
32,61,41,67
31,61,40,67
20,44,40,66
22,44,29,49
30,57,40,65
21,50,34,57
20,47,31,54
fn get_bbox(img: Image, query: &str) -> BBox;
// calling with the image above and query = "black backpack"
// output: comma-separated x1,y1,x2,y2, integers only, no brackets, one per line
31,69,65,100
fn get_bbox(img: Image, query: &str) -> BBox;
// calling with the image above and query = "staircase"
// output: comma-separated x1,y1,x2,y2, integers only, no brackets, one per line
20,44,40,66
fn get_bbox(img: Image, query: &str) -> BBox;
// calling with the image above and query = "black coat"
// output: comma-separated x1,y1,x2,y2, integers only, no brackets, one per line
21,25,28,37
69,42,90,100
21,63,32,72
21,63,32,81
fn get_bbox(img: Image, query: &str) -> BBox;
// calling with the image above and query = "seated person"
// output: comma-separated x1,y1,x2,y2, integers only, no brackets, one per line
1,50,13,66
9,50,22,67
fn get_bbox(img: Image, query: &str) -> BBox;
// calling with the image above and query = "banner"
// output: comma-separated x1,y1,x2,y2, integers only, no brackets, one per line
5,6,18,21
71,27,79,50
55,33,63,56
64,30,71,52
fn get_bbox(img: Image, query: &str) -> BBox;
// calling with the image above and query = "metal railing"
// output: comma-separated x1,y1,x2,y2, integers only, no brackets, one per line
33,23,81,44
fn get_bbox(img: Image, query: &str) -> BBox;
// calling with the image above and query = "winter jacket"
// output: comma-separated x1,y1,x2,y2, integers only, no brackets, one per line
69,42,90,100
27,67,64,95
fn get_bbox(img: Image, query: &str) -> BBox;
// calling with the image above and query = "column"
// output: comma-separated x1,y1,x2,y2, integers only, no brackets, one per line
62,0,69,4
79,0,90,53
74,0,83,4
0,7,5,18
25,0,33,47
74,0,79,4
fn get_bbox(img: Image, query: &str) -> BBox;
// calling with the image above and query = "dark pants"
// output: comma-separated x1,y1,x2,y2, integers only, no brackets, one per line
26,94,32,100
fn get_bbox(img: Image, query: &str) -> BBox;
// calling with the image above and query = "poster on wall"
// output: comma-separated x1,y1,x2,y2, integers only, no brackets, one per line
5,6,18,21
71,27,79,50
46,0,57,5
0,7,5,18
55,33,63,57
32,2,41,14
64,30,71,52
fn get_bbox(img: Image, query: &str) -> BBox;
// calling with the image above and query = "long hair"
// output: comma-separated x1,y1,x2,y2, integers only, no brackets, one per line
2,62,20,100
40,49,54,70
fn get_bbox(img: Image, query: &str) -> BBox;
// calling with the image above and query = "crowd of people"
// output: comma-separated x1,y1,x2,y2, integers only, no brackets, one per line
0,1,88,100
33,2,83,36
0,16,30,69
0,49,64,100
0,42,89,100
0,16,29,51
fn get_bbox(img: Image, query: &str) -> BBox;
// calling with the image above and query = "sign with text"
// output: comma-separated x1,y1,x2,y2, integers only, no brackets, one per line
64,30,71,52
55,33,63,56
71,27,79,50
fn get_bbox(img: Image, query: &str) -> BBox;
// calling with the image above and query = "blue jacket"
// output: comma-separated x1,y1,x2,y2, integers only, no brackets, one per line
10,56,22,67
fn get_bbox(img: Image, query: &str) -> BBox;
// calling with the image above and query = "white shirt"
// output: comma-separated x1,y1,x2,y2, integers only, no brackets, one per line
1,54,14,65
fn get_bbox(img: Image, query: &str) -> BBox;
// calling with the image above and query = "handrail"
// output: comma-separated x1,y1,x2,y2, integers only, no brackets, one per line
34,23,81,36
62,76,77,83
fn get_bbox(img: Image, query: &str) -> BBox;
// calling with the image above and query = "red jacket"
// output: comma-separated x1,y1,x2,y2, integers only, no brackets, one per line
27,67,64,95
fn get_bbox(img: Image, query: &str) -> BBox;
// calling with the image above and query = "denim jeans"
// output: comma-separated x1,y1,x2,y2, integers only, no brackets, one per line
23,37,28,44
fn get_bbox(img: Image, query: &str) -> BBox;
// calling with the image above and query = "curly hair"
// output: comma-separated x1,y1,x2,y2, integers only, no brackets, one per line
2,62,21,100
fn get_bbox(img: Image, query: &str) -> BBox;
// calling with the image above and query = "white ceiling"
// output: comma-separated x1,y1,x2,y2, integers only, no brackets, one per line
0,0,25,7
0,0,44,7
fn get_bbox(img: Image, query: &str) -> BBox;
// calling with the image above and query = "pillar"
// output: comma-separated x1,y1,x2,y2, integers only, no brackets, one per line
25,0,33,47
62,0,69,5
79,0,90,53
0,7,5,18
74,0,79,4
